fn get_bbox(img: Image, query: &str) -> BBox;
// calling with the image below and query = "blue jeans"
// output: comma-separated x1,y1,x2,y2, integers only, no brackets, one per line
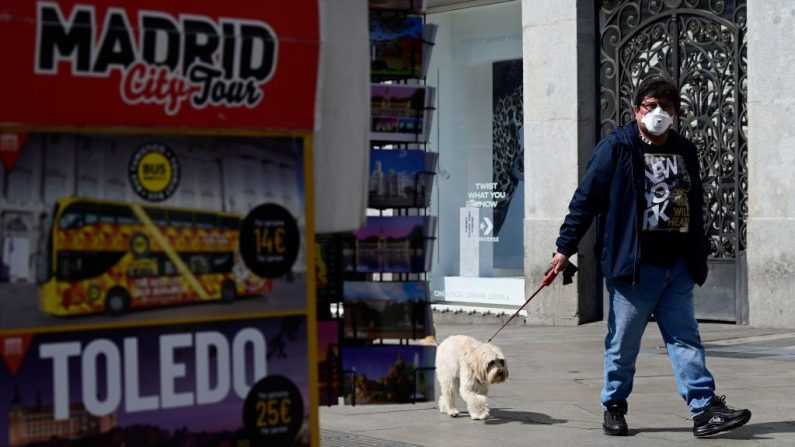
601,258,715,416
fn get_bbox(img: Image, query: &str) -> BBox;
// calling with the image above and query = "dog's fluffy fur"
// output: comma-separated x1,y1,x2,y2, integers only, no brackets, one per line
436,335,508,420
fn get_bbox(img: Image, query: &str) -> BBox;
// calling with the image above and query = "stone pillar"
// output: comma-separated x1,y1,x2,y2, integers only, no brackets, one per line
747,2,795,328
522,0,598,325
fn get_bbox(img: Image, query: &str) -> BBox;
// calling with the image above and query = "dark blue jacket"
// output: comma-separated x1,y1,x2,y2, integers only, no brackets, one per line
555,121,710,285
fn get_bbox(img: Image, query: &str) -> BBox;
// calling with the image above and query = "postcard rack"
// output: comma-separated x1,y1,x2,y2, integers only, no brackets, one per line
327,0,439,407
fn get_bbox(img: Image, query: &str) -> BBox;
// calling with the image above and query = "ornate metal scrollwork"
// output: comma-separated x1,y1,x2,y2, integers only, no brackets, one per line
599,0,747,258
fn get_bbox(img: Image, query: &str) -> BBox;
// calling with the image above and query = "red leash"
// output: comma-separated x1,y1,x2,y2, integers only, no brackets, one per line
487,268,560,343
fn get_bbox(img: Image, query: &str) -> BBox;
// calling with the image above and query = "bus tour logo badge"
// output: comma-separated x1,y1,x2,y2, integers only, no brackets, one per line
129,143,180,202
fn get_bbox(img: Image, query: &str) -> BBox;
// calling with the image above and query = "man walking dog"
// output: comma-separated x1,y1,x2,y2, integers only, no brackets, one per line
550,76,751,437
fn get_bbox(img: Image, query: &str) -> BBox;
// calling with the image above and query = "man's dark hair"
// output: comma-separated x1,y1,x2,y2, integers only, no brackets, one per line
634,77,680,113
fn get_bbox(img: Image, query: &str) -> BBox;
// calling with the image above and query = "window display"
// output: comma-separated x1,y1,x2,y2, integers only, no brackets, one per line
426,1,525,306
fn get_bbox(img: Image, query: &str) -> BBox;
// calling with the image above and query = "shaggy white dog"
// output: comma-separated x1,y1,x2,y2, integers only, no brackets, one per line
436,335,508,420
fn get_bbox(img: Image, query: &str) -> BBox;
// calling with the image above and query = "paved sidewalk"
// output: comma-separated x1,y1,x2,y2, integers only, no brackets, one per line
320,319,795,446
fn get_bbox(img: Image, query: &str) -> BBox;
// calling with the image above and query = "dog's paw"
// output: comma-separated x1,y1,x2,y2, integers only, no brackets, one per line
467,397,489,420
444,408,460,417
438,401,460,417
470,409,490,420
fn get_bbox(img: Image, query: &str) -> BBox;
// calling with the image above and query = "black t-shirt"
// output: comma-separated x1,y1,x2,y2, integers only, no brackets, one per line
639,136,691,267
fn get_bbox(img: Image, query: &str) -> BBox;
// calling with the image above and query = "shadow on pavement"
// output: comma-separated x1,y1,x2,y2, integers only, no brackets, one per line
636,420,795,439
485,408,568,426
703,420,795,440
628,426,691,436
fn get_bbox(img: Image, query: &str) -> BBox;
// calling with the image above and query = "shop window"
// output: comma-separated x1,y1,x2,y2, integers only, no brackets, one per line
427,1,526,307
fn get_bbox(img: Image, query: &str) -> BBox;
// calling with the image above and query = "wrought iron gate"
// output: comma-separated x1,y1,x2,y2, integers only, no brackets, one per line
599,0,748,322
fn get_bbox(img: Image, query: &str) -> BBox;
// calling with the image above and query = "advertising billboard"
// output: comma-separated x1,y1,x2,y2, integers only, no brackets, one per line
0,1,320,445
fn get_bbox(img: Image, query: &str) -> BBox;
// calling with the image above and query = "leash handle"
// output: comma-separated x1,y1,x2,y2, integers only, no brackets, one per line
542,267,558,286
488,262,577,342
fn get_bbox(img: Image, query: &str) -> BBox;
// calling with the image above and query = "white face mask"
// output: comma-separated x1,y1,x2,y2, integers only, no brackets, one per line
641,107,673,136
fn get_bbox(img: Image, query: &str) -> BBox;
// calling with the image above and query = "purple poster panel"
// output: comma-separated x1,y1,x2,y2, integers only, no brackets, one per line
0,316,310,446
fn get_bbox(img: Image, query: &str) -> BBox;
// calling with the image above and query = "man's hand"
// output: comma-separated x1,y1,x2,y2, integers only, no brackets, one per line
551,252,570,274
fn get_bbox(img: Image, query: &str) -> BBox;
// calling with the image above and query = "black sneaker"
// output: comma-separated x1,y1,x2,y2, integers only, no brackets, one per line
692,395,751,437
603,402,628,436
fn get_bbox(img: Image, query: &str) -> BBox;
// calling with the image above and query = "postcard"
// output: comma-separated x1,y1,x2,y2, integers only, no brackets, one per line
369,149,438,208
370,13,423,79
342,281,432,340
370,84,436,143
341,344,435,405
342,216,436,273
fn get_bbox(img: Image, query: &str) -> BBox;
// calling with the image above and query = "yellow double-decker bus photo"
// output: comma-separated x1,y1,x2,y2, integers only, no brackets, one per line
38,197,271,316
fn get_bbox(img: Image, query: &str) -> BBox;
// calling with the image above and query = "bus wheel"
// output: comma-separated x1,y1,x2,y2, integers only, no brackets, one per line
105,288,130,316
221,281,237,303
